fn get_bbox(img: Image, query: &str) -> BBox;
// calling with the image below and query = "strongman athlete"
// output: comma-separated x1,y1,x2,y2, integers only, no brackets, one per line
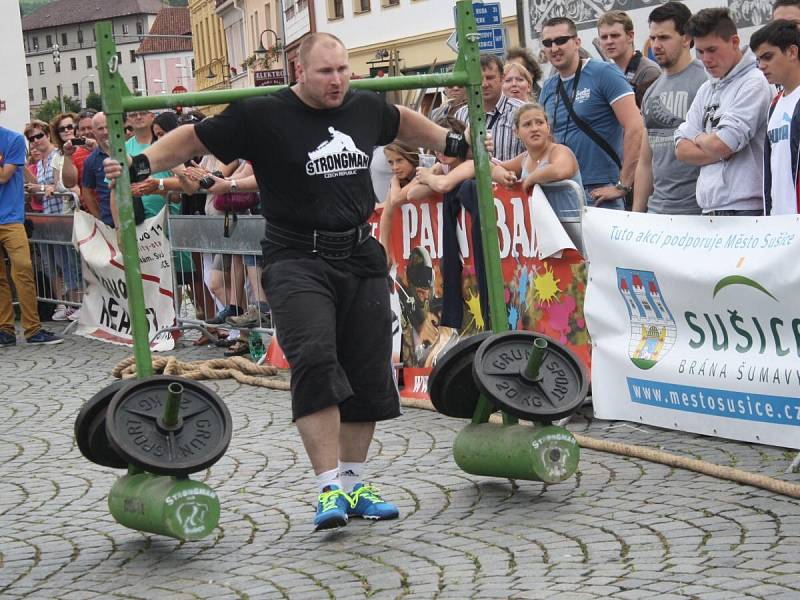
105,32,476,530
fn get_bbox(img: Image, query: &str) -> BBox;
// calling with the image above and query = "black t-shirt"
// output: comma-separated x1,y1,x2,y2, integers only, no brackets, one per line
195,88,400,276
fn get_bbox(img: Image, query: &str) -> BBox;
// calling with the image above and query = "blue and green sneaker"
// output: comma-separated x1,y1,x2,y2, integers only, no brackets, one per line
347,484,399,520
314,484,350,531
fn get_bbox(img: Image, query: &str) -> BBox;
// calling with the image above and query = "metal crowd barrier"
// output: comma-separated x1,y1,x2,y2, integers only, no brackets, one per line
23,192,84,328
160,213,274,349
539,179,586,256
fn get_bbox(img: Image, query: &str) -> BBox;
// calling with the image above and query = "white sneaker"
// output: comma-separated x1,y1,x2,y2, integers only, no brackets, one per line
52,304,68,321
67,308,81,321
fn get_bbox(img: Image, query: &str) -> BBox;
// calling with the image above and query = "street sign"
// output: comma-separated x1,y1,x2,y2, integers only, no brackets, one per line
478,27,505,54
446,27,505,55
254,69,285,87
446,31,459,53
447,2,505,56
473,2,501,27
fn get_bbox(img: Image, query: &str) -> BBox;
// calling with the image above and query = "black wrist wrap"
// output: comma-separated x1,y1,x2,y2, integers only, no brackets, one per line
129,154,152,183
444,131,469,160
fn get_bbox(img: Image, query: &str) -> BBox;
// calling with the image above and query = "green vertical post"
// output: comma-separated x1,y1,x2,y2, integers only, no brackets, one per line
163,382,183,427
525,337,548,380
95,23,153,378
455,0,514,425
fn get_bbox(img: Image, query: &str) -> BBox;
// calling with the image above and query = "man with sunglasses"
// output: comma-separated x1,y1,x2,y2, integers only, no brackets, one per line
539,16,644,210
0,125,63,347
104,32,479,532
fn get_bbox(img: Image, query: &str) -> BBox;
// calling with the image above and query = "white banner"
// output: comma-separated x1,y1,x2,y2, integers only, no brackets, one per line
72,208,176,352
583,208,800,449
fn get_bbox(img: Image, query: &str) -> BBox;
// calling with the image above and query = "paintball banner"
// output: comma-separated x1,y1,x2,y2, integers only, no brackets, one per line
583,208,800,449
72,208,176,351
385,184,591,400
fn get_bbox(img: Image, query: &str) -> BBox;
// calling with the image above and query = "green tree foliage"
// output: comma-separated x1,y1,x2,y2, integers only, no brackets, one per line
85,92,102,112
35,96,82,124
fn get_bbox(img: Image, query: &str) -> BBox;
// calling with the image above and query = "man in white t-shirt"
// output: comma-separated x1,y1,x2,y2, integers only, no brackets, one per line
751,19,800,214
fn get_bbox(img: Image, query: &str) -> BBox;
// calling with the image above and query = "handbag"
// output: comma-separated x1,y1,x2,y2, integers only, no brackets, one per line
212,192,260,212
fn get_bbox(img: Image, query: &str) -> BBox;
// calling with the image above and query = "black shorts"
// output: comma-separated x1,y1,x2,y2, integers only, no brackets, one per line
263,257,401,422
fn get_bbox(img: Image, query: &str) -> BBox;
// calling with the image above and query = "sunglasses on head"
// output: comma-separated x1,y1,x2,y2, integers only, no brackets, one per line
542,35,575,48
27,132,46,143
57,123,75,133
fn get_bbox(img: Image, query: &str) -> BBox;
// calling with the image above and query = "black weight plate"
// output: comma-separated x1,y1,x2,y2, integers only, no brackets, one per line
473,331,588,422
428,332,491,418
106,375,232,476
74,379,129,465
87,408,128,469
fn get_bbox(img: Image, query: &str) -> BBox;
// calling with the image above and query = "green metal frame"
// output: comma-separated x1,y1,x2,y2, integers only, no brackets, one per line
95,1,579,500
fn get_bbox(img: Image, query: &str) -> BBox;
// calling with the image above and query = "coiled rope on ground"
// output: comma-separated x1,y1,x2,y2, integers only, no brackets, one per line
112,355,291,390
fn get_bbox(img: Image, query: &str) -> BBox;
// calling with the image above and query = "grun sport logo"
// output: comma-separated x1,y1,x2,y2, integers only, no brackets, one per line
617,268,677,370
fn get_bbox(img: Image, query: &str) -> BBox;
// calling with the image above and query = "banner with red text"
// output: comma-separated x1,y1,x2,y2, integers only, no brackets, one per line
385,184,591,400
72,208,176,351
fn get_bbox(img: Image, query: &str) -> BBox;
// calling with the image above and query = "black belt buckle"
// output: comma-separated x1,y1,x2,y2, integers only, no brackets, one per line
355,222,371,247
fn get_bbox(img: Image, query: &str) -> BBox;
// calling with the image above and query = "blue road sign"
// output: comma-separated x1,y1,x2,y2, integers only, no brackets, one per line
473,2,502,27
479,26,505,54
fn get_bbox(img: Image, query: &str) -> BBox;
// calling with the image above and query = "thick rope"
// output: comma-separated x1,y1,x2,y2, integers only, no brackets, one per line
112,355,291,390
401,397,800,500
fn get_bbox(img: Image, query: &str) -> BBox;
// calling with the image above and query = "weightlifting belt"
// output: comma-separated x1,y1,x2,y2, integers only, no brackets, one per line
264,221,372,260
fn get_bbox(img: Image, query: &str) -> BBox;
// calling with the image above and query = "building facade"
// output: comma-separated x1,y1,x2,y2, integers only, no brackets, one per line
136,7,196,97
21,0,164,112
190,0,230,113
312,0,518,77
283,0,315,82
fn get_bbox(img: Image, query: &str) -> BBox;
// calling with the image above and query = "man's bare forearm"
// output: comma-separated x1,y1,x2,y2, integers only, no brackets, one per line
136,126,209,173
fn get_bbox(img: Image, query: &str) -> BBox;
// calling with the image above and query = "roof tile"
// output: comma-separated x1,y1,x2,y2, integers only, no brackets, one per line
22,0,165,31
136,7,193,55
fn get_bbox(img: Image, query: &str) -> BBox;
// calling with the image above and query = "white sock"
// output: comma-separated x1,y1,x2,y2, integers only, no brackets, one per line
316,468,340,493
339,461,364,492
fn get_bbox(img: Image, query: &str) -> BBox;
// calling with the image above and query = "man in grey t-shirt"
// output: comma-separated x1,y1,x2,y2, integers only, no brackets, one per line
634,2,708,214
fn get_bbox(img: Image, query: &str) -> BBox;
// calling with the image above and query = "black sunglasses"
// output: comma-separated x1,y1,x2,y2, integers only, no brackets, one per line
27,132,46,142
542,35,575,48
57,123,75,133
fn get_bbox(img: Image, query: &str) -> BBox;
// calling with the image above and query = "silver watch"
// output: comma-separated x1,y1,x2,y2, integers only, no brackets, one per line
229,179,239,193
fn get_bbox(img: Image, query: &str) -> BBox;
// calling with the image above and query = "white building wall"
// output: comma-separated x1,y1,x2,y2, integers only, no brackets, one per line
312,0,517,49
284,3,310,45
0,4,30,131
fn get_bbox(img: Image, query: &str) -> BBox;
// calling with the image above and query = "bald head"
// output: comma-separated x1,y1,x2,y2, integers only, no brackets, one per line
92,112,110,151
298,32,347,67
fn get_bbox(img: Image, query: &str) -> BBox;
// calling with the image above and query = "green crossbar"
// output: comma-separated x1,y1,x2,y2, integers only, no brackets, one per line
95,1,510,426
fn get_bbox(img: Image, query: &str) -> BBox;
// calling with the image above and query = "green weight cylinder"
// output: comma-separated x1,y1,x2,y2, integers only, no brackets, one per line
453,423,580,483
108,473,220,540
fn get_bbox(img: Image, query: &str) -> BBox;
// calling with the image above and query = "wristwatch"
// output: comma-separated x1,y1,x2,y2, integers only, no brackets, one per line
615,181,632,195
157,178,165,191
229,179,239,193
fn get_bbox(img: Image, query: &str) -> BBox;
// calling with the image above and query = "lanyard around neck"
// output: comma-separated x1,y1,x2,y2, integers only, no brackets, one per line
553,59,584,140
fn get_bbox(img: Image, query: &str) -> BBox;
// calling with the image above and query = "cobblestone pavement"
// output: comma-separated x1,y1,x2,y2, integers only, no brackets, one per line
2,327,800,599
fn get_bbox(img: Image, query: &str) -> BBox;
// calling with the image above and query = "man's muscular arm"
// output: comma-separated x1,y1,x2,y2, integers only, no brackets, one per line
395,106,450,152
104,125,209,182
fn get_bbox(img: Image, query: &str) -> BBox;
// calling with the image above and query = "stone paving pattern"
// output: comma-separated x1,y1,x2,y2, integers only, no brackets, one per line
1,327,800,599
